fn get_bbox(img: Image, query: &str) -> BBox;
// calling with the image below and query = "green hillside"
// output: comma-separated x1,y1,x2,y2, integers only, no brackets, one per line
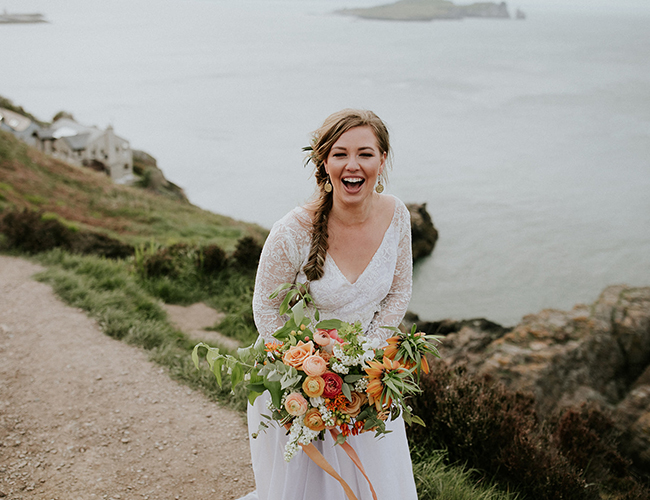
0,128,266,250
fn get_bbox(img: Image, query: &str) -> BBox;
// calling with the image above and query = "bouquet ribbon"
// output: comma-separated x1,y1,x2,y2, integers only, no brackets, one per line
294,426,378,500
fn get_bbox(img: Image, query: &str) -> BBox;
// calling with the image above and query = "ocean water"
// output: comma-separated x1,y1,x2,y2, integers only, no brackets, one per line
1,0,649,325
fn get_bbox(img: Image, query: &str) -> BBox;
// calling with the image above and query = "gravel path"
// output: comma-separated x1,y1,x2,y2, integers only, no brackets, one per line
0,256,255,500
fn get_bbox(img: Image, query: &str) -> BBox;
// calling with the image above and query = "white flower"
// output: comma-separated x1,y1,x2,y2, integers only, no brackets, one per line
310,396,324,407
331,362,349,374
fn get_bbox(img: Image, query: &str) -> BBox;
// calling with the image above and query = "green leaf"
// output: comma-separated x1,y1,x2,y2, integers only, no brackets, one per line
335,433,347,445
191,343,205,369
205,348,221,369
341,383,352,402
316,319,344,330
265,380,283,409
213,358,224,387
279,289,298,316
248,390,263,406
270,282,293,299
292,299,305,327
344,374,364,383
231,364,244,387
411,415,426,427
247,382,266,394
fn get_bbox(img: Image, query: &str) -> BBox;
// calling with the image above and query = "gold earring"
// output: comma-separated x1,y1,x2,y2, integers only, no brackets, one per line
324,178,332,193
375,181,384,194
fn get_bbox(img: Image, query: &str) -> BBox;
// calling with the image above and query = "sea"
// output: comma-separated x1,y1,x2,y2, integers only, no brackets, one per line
1,0,649,326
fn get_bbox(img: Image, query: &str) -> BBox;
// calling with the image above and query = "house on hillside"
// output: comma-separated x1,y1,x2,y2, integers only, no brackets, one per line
32,118,134,184
0,107,40,146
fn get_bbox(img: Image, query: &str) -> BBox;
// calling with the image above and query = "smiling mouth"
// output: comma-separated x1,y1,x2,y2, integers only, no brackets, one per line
342,177,365,190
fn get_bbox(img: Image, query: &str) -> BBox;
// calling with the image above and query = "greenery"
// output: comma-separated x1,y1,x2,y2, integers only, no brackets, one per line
0,128,266,250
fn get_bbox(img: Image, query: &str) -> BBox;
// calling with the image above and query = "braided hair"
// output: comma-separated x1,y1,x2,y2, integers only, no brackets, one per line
302,109,391,281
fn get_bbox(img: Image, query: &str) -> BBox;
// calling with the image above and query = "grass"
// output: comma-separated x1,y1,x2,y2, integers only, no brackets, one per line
0,129,266,250
412,448,520,500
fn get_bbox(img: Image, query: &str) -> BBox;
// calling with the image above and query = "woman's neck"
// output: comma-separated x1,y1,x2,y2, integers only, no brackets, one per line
329,194,379,227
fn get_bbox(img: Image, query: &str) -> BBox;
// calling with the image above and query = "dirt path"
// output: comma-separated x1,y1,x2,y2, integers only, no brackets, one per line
0,256,255,500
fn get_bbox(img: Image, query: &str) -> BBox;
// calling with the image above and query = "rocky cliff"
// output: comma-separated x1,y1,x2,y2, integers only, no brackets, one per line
417,285,650,471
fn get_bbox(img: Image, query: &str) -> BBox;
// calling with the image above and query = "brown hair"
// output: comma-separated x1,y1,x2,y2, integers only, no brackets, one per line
302,109,391,281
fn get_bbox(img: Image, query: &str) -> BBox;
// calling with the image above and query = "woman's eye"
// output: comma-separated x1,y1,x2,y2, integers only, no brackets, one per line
333,153,346,157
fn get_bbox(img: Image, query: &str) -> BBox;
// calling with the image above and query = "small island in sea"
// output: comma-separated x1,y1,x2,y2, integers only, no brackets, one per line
0,9,48,24
337,0,514,21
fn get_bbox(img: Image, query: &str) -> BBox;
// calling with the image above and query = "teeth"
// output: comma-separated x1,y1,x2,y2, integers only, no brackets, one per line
343,178,364,183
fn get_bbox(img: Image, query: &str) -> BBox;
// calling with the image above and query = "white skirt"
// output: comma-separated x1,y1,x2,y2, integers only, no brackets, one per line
240,393,418,500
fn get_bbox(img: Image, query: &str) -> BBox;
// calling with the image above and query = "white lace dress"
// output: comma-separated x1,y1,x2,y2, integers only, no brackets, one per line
241,195,418,500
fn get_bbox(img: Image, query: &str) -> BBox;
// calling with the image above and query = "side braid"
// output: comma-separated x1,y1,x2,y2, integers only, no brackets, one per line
303,163,333,281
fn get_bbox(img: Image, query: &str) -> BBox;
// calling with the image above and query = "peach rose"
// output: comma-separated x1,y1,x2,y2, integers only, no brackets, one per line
302,355,327,377
302,376,325,398
282,340,314,369
284,392,309,416
341,391,367,418
313,329,333,347
304,408,326,432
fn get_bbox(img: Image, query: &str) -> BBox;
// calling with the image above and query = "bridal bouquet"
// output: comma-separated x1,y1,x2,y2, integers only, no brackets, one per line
193,282,441,462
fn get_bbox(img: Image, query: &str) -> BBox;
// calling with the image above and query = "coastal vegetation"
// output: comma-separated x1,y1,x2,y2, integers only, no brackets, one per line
2,102,649,499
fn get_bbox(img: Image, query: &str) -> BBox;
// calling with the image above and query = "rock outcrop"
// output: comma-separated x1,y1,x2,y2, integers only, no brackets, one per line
406,203,438,262
132,150,189,203
422,285,650,471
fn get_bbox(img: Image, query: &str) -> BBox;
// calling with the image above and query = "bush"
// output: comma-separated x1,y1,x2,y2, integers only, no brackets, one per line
231,235,262,271
0,208,133,258
408,364,593,500
548,403,650,498
198,244,227,275
0,208,71,253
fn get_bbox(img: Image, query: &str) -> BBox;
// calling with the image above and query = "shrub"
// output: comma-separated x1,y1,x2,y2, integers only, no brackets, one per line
231,235,262,271
198,244,227,275
0,209,72,253
69,231,133,259
548,403,650,498
141,248,177,278
408,363,593,500
0,208,133,258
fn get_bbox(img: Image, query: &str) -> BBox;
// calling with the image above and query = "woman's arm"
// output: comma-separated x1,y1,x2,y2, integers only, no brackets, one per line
367,201,413,340
252,217,305,340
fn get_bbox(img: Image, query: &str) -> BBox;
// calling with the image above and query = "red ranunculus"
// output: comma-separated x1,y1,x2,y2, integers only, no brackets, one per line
321,372,343,398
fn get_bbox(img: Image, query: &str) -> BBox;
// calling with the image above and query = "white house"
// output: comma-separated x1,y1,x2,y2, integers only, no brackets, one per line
32,118,134,184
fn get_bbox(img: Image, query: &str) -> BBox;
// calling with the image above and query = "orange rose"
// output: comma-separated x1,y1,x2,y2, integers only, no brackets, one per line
302,355,327,377
318,351,332,363
284,392,309,416
302,376,325,398
304,408,326,432
341,391,367,418
282,340,314,369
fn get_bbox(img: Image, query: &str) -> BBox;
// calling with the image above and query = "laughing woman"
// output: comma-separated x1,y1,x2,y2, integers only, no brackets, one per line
240,109,417,500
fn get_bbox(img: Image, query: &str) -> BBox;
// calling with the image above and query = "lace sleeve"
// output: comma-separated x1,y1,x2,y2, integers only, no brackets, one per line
252,211,309,340
367,200,413,340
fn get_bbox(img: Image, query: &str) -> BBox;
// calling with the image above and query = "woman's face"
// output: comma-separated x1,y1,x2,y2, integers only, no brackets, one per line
324,126,386,206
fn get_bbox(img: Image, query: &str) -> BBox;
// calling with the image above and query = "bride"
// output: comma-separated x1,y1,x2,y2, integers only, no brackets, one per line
241,109,418,500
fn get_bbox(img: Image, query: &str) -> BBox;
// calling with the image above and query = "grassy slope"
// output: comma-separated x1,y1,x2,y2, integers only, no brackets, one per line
0,129,266,250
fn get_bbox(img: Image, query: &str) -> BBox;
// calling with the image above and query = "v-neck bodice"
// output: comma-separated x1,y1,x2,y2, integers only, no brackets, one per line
252,195,413,340
325,201,399,286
